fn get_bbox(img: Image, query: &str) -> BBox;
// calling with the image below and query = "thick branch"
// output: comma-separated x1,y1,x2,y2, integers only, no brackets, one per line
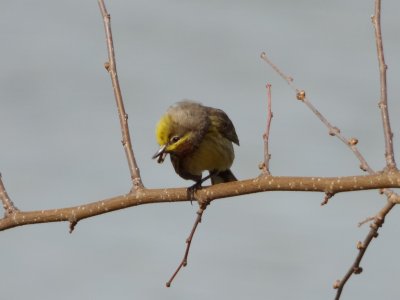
2,172,400,231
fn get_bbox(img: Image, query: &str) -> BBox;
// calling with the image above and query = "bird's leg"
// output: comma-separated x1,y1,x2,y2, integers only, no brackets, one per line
198,173,212,185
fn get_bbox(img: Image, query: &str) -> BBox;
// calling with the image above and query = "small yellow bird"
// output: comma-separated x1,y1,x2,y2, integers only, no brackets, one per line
152,100,239,185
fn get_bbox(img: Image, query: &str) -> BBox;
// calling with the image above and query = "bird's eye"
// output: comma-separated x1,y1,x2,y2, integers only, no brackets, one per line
170,136,180,143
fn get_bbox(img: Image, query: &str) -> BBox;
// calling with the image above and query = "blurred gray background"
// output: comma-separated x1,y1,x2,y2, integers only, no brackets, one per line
1,1,400,299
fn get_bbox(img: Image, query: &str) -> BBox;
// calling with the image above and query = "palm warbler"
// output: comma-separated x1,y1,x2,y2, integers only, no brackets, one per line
152,100,239,185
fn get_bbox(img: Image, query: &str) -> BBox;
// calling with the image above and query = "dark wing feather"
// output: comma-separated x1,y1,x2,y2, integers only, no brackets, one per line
207,107,239,145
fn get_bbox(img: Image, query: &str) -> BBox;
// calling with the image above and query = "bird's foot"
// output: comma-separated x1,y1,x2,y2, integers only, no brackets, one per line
187,181,203,203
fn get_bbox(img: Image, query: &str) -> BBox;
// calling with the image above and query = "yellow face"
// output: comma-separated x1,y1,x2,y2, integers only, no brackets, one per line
153,114,192,163
155,114,172,146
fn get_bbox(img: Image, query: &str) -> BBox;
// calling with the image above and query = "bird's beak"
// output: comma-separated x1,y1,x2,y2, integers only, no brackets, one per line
152,145,168,163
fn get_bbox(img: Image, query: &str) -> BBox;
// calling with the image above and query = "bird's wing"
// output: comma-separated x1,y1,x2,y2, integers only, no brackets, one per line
207,108,240,146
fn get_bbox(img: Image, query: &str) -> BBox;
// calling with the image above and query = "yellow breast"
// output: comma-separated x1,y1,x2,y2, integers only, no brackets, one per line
181,130,235,176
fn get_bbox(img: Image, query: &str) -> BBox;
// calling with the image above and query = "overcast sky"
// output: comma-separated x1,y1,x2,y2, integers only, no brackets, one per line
1,1,400,299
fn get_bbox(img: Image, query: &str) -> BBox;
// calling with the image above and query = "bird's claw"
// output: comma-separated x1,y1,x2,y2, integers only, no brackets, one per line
187,181,203,203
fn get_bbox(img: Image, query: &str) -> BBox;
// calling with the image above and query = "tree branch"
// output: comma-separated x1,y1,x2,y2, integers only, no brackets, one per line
260,52,373,174
2,172,400,231
334,200,394,299
98,0,144,190
261,83,273,175
261,47,399,297
371,0,396,170
166,203,208,287
0,174,19,216
332,1,397,297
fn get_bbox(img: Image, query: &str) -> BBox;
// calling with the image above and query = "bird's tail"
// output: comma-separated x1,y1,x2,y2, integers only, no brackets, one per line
210,169,237,185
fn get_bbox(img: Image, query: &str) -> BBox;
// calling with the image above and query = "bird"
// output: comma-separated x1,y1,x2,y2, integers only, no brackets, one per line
152,100,239,186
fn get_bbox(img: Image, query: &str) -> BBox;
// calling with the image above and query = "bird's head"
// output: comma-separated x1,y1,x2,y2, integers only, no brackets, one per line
152,101,210,163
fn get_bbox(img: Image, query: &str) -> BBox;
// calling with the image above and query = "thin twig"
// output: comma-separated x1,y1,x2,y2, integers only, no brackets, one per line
334,201,394,299
69,220,78,233
321,192,334,206
262,50,397,298
260,4,397,297
261,83,273,175
371,0,396,170
166,204,208,287
98,0,143,190
260,52,372,173
260,52,295,89
0,173,19,216
334,1,398,297
358,216,375,227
